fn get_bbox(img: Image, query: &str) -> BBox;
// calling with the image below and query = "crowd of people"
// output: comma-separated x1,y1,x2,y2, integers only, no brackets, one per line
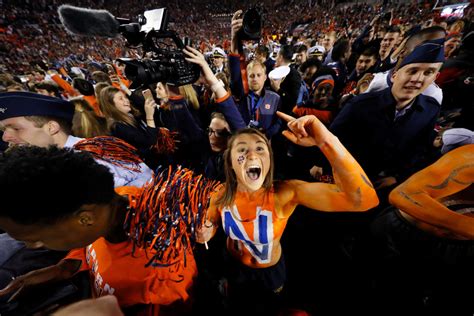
0,0,473,315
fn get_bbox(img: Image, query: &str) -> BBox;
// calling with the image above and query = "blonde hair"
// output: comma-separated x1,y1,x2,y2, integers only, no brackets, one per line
179,84,200,110
98,86,140,128
71,98,110,138
246,60,266,73
450,20,465,33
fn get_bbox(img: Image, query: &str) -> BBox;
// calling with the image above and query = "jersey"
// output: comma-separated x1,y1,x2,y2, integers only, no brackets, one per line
65,186,197,313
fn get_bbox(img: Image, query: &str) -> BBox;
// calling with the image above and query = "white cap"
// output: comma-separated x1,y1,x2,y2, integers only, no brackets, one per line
308,45,325,57
441,128,474,154
212,47,227,58
70,67,83,75
269,65,290,80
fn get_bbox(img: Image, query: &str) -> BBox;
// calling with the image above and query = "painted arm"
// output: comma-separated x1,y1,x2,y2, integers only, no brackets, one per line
389,145,474,239
276,112,379,215
51,74,79,97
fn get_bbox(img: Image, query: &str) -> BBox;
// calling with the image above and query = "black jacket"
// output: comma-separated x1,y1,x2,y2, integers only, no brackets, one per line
278,66,302,115
330,88,440,182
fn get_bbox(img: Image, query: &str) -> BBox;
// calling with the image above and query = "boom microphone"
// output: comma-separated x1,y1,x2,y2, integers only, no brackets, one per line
58,5,120,37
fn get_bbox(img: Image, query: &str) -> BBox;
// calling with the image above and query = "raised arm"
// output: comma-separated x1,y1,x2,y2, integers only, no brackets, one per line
230,10,243,55
183,46,246,131
229,11,246,99
389,145,474,239
276,112,378,216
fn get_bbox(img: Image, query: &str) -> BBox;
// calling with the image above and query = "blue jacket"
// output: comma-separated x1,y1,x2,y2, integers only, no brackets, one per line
228,54,282,139
330,88,440,181
157,96,204,145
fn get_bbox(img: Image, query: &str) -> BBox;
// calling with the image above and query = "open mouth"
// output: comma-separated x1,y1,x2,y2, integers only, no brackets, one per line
246,165,262,181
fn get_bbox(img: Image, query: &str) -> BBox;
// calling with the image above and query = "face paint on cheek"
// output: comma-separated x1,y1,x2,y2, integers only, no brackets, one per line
238,155,245,165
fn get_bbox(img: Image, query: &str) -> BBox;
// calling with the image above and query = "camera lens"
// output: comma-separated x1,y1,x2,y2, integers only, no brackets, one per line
242,8,262,39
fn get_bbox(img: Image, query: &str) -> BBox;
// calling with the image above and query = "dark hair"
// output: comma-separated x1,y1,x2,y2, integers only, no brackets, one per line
406,26,447,47
331,39,350,61
0,146,115,225
34,81,60,96
278,45,294,62
396,26,448,69
255,45,270,59
387,25,401,34
296,45,308,54
300,58,322,73
72,78,94,96
378,25,388,33
210,111,228,123
360,47,378,59
217,128,274,207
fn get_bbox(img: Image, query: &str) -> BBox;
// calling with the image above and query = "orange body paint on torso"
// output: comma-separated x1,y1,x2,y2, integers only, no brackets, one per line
220,188,289,268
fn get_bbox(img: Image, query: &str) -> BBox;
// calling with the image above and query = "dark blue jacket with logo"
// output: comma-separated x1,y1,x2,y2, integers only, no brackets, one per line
228,54,282,139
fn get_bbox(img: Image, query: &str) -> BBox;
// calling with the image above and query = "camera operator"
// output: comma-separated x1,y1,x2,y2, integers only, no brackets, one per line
227,10,282,140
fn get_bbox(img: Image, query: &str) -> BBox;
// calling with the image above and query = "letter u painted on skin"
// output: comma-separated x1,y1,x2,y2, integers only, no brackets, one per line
223,207,274,264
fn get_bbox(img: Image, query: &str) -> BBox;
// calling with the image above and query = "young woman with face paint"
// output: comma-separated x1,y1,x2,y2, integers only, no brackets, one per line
183,46,379,314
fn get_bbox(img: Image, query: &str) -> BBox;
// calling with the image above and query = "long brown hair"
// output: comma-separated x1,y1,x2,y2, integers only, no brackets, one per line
98,86,141,128
217,128,274,207
71,98,110,138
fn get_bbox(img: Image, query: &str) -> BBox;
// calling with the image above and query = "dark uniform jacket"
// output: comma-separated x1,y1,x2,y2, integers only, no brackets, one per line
330,87,440,182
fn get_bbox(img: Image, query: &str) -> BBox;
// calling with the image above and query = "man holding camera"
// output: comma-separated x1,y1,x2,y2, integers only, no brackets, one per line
227,10,282,140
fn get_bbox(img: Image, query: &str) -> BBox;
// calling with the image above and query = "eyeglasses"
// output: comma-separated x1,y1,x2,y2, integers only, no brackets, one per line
207,127,231,138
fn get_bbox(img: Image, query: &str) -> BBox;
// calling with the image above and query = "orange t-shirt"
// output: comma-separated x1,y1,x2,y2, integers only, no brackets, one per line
65,187,197,313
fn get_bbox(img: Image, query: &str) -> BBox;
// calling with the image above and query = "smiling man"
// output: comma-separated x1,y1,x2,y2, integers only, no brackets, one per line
330,39,445,198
